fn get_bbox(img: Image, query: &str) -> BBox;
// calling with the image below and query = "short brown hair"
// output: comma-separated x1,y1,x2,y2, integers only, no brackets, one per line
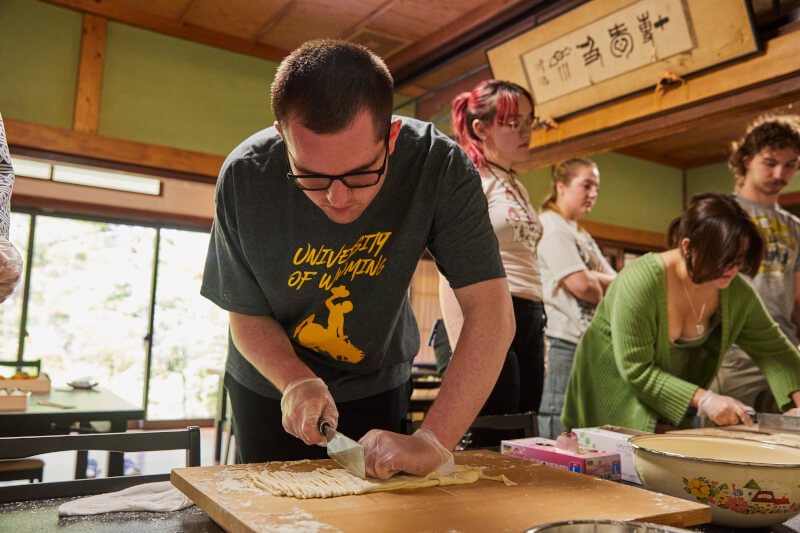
667,193,763,283
729,114,800,188
271,40,394,140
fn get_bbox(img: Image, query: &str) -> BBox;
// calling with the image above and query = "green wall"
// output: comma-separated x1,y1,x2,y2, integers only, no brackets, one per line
0,0,82,128
518,152,684,234
686,161,800,198
99,23,278,155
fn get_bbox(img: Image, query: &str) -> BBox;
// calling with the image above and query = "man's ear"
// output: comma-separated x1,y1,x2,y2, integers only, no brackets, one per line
387,118,402,155
274,121,283,140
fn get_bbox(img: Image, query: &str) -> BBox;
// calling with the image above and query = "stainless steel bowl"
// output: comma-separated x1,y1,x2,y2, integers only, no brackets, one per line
524,520,691,533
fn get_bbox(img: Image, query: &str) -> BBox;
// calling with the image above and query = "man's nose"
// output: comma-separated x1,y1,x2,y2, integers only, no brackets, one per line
326,180,351,205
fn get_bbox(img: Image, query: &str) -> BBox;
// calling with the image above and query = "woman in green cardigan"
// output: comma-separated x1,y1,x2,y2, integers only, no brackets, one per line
561,193,800,432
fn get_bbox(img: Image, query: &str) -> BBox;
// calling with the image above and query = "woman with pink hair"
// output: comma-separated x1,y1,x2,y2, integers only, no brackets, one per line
438,80,544,447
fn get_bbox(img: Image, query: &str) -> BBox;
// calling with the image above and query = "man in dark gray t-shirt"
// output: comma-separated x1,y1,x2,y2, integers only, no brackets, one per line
716,115,800,414
201,40,515,479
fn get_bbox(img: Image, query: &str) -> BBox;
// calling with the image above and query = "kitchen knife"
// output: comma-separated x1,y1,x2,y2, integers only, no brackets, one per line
753,412,800,434
318,418,366,478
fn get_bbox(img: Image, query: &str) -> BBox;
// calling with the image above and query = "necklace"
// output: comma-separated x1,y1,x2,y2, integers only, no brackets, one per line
679,275,707,335
485,161,537,222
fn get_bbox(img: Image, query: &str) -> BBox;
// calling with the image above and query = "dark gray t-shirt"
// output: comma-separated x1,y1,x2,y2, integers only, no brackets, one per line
201,116,504,401
734,194,800,345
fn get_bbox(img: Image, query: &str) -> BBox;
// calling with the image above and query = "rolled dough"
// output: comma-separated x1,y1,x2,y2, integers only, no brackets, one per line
246,464,515,499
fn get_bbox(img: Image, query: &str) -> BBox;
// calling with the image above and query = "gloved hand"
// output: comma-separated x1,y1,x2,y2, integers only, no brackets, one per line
280,377,338,446
697,390,753,426
0,238,23,303
359,428,454,480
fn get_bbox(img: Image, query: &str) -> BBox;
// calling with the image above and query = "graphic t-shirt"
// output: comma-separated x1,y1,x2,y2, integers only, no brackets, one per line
201,117,505,401
480,165,542,301
537,210,614,344
734,194,800,345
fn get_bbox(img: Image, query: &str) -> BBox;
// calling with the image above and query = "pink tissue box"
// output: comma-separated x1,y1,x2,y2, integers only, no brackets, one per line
501,437,621,481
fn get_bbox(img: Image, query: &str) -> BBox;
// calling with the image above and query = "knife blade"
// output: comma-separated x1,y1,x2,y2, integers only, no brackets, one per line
753,412,800,434
318,419,366,478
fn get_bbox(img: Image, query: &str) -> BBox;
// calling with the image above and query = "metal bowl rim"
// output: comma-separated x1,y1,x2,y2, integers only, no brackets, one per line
629,434,800,468
524,519,691,532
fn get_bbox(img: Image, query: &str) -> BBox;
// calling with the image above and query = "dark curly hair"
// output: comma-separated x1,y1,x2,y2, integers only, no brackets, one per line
667,193,763,283
729,115,800,189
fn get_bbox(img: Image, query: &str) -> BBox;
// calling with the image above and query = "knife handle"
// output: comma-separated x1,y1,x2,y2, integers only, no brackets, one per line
318,418,332,439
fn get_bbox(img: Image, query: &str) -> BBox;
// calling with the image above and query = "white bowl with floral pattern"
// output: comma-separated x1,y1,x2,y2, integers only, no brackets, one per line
630,434,800,527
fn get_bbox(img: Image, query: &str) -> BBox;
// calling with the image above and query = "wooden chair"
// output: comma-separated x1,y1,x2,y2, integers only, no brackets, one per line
0,458,44,483
0,426,200,503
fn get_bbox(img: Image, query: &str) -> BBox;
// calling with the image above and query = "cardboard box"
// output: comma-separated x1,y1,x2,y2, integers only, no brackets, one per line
0,390,31,411
501,436,621,481
0,373,50,394
572,425,651,484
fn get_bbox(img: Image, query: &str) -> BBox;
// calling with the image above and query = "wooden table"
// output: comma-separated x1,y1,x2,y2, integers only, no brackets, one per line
172,450,711,532
0,388,144,478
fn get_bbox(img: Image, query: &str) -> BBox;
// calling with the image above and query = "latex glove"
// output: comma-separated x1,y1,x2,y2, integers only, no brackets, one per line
697,390,753,426
359,428,454,480
280,377,338,446
0,238,23,303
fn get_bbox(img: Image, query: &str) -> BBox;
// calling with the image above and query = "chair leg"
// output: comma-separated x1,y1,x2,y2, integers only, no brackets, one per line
223,414,235,465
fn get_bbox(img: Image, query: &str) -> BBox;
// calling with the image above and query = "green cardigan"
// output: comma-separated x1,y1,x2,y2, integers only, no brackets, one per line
561,253,800,432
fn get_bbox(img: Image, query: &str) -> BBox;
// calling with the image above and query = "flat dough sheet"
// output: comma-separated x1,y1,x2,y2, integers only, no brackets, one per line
246,464,515,499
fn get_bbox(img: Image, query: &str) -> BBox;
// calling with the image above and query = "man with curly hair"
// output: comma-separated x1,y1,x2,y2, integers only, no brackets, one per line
716,114,800,414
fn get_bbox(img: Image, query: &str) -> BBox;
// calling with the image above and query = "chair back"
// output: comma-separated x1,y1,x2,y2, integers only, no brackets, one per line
0,426,200,503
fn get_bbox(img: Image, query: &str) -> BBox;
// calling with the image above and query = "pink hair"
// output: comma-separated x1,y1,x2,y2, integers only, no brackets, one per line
450,80,532,169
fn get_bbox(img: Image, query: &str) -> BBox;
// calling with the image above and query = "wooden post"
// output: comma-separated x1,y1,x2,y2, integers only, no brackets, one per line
73,14,107,134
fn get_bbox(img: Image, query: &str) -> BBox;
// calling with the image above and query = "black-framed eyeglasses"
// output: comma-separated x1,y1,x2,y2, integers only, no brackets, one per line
284,133,390,191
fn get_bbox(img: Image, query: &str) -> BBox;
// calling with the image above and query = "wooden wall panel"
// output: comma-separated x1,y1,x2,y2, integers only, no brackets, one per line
410,258,441,364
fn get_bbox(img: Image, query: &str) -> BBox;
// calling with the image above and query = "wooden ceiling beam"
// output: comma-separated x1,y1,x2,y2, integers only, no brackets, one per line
250,0,296,44
177,0,196,26
518,72,800,171
338,0,401,40
614,146,688,170
41,0,288,63
73,13,107,134
5,118,224,181
388,0,547,85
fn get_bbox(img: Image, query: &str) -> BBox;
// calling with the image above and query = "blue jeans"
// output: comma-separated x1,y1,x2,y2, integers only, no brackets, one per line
538,336,577,439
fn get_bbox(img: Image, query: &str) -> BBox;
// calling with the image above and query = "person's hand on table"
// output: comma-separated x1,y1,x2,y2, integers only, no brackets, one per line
783,407,800,417
697,390,753,426
359,428,454,480
0,238,22,303
280,377,338,445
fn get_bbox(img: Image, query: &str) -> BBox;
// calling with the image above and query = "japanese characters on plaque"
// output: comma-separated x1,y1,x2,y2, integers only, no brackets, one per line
522,0,695,104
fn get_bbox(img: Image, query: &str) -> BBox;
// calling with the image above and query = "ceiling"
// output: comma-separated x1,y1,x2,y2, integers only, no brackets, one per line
41,0,560,93
618,101,800,170
41,0,800,169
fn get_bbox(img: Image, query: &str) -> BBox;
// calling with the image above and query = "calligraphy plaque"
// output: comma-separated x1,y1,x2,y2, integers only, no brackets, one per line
488,0,757,119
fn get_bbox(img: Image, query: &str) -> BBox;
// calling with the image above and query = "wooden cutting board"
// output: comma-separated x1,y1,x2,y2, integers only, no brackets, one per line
171,450,709,532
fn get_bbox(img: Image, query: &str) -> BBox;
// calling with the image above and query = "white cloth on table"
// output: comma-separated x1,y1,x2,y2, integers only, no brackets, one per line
57,481,193,516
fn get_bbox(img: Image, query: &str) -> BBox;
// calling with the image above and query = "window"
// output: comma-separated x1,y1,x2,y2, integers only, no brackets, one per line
4,210,228,421
148,229,228,420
